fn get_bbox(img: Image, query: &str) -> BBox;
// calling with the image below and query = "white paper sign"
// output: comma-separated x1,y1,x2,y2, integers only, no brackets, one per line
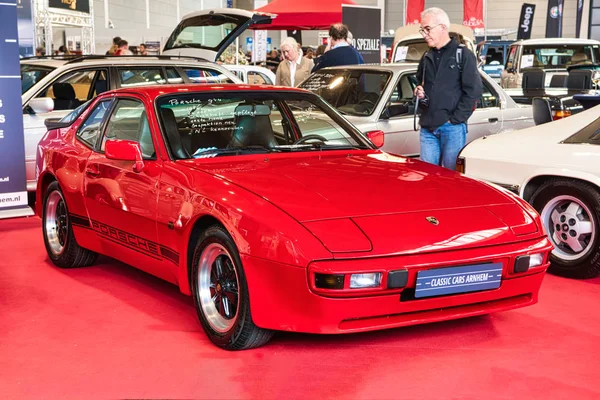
521,54,535,69
252,30,267,63
394,46,408,62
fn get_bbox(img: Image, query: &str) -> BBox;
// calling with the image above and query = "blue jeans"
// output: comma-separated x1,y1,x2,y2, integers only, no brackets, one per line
420,122,467,170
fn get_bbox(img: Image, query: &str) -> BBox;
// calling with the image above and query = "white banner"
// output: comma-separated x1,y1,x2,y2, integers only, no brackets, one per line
0,191,27,208
252,30,268,63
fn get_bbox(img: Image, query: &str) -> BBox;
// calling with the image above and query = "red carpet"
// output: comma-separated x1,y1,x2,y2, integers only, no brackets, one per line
1,216,599,399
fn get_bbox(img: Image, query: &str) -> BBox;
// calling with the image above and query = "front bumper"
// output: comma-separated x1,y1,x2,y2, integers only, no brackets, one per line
242,236,552,334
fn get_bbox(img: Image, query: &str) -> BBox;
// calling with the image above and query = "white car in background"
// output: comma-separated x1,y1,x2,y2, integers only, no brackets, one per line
458,105,600,278
391,24,476,63
223,64,275,85
21,56,239,192
300,63,534,157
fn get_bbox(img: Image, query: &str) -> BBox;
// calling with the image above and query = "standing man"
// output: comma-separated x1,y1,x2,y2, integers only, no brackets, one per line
275,37,314,87
139,43,148,56
414,8,482,170
312,23,364,72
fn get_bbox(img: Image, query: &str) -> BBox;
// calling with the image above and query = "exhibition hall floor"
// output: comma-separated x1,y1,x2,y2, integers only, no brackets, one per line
1,216,599,399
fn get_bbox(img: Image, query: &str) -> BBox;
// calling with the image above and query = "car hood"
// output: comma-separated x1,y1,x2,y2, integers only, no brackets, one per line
185,151,515,220
184,151,540,255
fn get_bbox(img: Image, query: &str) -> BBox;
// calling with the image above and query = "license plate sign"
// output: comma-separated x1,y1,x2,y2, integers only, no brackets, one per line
415,263,503,299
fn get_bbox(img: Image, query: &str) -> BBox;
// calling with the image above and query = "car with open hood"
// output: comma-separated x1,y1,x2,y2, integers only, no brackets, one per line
36,83,552,349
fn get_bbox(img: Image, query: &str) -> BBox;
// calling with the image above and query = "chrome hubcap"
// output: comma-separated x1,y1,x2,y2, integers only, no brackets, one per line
45,191,68,256
541,195,596,261
197,243,240,333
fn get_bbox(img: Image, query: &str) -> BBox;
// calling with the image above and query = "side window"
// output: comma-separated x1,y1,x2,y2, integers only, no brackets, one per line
287,100,357,145
118,68,165,87
76,100,112,148
38,69,105,111
182,68,234,83
102,99,155,158
248,71,267,85
477,81,499,109
387,73,416,117
166,68,183,84
506,46,517,69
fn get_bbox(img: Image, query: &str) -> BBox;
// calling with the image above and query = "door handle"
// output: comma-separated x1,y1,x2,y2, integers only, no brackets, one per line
85,164,100,177
488,117,499,123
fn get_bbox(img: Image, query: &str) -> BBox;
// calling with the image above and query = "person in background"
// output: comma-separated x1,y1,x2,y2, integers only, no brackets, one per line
276,37,314,87
56,45,69,55
304,48,314,60
139,43,148,55
413,7,482,170
107,36,121,55
115,40,132,56
312,23,364,72
347,31,354,46
36,47,45,56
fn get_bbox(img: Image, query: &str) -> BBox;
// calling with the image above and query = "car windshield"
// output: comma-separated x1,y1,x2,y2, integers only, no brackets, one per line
155,91,371,159
21,64,55,94
521,45,600,69
299,69,392,117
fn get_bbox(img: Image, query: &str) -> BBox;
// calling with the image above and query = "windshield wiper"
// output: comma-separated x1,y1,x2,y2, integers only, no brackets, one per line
192,146,275,158
272,143,363,152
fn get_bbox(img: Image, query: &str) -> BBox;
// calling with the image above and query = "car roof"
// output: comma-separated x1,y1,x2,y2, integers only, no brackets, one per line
318,63,419,72
109,83,310,97
512,38,600,46
20,55,219,68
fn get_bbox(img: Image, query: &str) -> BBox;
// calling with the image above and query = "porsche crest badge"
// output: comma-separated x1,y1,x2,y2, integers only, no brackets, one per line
426,216,439,225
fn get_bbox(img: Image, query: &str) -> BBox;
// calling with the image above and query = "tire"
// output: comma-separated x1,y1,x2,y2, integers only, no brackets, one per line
191,225,273,350
529,179,600,279
42,181,98,268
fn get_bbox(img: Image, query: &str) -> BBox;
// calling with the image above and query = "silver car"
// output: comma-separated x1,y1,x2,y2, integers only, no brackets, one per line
21,56,239,191
299,63,534,157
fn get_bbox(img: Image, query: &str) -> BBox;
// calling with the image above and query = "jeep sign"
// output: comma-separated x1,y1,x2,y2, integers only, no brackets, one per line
517,4,536,39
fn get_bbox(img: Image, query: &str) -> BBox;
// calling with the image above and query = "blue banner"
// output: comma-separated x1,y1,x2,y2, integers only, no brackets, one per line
0,0,30,217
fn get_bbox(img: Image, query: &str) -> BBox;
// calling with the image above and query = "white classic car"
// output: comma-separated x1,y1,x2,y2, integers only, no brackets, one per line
458,105,600,278
223,64,276,85
299,63,535,157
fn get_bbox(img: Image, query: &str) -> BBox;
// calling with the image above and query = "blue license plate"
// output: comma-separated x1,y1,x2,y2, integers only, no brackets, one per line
415,262,503,299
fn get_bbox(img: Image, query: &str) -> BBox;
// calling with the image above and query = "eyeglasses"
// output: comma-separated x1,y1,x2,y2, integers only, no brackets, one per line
419,24,442,37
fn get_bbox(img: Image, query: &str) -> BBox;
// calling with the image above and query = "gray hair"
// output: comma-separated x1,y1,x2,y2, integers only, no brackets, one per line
280,37,298,49
421,7,451,29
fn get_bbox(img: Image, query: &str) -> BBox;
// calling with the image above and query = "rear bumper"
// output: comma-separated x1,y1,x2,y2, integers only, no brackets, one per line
242,237,552,334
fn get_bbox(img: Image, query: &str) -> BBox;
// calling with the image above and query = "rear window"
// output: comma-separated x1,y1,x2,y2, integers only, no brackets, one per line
562,118,600,145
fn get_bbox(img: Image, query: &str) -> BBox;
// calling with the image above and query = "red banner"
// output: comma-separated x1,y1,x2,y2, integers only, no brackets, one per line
463,0,484,29
406,0,425,25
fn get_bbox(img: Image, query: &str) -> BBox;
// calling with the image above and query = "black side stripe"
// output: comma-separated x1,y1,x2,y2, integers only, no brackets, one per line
160,246,180,265
70,213,91,228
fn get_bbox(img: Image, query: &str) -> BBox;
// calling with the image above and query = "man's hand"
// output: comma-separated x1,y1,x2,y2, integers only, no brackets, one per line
414,85,425,99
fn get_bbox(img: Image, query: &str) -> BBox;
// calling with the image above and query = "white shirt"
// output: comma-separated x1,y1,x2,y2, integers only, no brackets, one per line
288,57,302,87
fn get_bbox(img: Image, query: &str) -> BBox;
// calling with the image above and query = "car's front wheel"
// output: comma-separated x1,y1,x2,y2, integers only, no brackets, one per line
191,225,273,350
530,179,600,278
42,181,98,268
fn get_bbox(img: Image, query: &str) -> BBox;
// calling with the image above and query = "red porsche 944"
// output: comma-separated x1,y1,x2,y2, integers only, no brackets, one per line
36,84,552,350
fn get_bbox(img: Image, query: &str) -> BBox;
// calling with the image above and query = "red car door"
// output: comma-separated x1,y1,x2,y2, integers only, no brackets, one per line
83,95,167,279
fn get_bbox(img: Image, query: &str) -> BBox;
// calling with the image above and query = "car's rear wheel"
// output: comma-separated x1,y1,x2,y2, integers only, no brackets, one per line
191,225,273,350
42,181,97,268
530,179,600,278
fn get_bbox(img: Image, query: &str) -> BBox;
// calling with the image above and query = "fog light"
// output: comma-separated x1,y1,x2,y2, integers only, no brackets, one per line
515,253,545,273
315,273,344,289
349,273,382,289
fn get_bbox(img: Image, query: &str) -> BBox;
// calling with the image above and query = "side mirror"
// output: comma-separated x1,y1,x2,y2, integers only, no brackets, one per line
366,130,385,148
105,139,145,172
29,97,54,114
380,103,408,120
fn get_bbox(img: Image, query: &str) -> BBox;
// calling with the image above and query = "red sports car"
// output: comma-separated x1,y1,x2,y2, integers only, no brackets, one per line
36,84,553,350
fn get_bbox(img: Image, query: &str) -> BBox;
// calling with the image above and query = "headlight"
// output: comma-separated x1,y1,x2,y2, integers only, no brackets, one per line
349,273,382,289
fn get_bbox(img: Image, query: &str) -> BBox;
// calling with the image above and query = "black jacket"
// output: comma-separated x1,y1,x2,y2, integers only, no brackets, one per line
415,39,482,130
312,45,364,73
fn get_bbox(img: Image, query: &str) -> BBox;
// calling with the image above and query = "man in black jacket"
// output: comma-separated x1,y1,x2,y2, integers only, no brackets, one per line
414,8,482,170
312,23,364,72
